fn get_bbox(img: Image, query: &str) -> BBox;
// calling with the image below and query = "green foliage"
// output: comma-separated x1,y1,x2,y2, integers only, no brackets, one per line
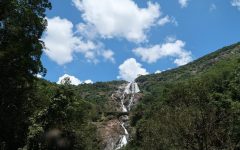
71,80,126,113
0,0,51,149
21,78,125,149
24,42,240,150
27,85,99,150
0,4,240,149
128,43,240,150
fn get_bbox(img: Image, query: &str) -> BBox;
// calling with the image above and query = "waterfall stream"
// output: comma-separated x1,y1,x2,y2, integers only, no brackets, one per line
114,81,140,150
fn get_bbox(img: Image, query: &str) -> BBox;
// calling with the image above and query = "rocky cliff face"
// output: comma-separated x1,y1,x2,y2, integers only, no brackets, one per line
97,82,141,150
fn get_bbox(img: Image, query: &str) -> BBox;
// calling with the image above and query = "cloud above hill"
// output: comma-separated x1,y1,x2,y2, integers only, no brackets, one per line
43,1,179,65
57,74,93,85
133,39,192,66
118,58,149,82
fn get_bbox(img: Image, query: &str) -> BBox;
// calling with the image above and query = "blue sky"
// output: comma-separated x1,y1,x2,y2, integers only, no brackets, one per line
41,0,240,84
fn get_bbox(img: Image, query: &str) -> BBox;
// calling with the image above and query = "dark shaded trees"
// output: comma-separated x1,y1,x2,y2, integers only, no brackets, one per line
0,0,51,149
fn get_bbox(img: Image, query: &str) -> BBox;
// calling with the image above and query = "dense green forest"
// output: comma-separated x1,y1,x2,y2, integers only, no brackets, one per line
127,43,240,149
1,0,240,150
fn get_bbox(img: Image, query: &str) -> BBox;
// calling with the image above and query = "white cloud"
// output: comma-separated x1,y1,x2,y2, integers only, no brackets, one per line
133,39,192,66
178,0,190,8
43,17,77,65
57,74,94,85
231,0,240,10
43,17,115,65
158,16,170,26
73,0,161,43
76,23,97,40
118,58,149,82
158,16,178,26
75,40,99,62
84,80,93,84
102,50,115,62
57,74,82,85
155,70,162,74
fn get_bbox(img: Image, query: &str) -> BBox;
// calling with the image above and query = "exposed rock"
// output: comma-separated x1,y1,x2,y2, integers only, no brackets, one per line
97,81,142,150
97,119,123,150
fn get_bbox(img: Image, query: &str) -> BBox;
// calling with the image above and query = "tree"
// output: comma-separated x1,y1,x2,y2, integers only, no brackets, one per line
60,77,72,85
130,68,240,149
27,86,99,150
0,0,51,149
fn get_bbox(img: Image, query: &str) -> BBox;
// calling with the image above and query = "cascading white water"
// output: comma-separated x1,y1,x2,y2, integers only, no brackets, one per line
115,123,129,150
127,82,140,111
120,94,128,112
124,83,132,94
114,81,140,150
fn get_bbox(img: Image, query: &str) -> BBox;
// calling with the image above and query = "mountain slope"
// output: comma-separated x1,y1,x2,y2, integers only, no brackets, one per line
26,42,240,150
127,42,240,150
136,42,240,93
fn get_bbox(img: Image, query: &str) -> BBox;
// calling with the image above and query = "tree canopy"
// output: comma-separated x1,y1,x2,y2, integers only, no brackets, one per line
0,0,51,149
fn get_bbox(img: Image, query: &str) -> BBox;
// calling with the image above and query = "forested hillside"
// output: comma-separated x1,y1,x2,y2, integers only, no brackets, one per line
4,42,239,150
1,0,240,149
27,42,240,150
126,42,240,149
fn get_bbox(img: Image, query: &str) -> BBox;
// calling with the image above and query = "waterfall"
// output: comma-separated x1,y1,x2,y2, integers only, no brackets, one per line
124,82,131,94
114,81,140,150
115,123,129,150
120,93,128,112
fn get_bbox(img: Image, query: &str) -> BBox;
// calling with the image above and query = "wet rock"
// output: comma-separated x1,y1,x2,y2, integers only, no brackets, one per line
97,81,142,150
